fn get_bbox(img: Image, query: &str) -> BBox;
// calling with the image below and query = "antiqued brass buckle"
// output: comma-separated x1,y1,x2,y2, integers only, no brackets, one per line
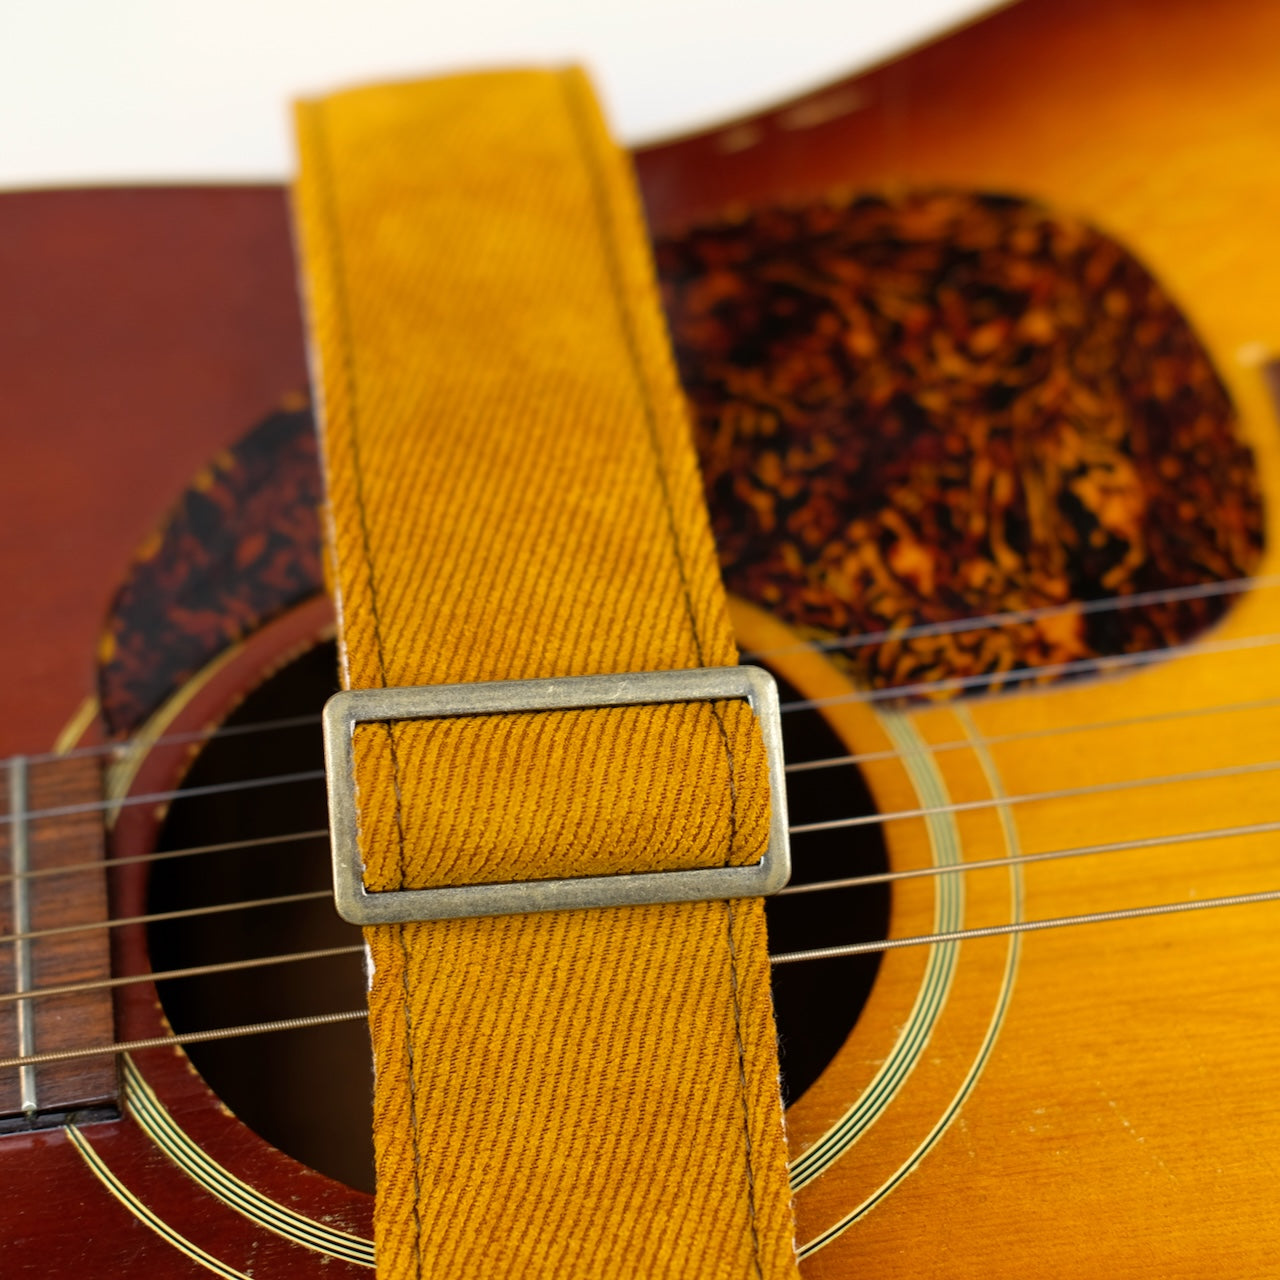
323,666,790,924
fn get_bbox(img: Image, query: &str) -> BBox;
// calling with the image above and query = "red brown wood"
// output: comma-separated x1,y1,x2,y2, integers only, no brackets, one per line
0,186,310,760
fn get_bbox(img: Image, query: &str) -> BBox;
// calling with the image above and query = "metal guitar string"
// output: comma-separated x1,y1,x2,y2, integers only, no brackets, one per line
784,692,1280,774
740,573,1280,662
6,885,1280,1072
3,573,1274,771
770,888,1280,965
20,712,325,768
0,889,334,948
4,753,1280,950
788,758,1280,836
0,1011,372,1070
775,818,1280,894
5,627,1280,832
0,768,327,828
777,628,1280,714
0,943,365,1006
6,689,1280,890
4,815,1279,1012
0,828,330,887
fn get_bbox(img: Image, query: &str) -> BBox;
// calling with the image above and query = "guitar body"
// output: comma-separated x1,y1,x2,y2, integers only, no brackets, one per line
4,0,1280,1274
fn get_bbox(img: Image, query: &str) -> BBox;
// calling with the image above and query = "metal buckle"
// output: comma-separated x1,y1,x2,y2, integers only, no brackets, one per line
323,665,791,924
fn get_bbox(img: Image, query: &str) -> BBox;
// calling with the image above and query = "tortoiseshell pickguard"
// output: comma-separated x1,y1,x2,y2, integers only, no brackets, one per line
98,191,1267,731
98,403,324,738
655,191,1265,693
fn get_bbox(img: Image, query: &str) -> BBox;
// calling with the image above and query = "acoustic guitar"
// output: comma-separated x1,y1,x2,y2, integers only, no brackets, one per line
4,0,1280,1274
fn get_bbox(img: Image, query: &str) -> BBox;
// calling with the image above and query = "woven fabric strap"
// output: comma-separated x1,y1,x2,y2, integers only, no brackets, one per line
293,69,799,1280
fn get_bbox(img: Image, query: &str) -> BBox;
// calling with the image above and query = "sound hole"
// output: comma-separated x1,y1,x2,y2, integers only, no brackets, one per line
147,642,889,1191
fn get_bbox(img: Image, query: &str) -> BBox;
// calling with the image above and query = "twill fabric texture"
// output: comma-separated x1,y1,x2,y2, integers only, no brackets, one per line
293,69,800,1280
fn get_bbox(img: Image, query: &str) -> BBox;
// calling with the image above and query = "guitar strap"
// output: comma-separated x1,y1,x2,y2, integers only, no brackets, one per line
293,69,799,1280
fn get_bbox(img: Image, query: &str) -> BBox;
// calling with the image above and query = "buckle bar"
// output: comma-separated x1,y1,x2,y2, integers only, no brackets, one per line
323,665,791,924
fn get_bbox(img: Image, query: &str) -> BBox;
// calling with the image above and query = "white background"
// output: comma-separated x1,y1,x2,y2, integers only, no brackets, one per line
0,0,998,189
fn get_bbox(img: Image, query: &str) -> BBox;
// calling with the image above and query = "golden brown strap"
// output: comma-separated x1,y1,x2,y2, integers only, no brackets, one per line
293,68,799,1280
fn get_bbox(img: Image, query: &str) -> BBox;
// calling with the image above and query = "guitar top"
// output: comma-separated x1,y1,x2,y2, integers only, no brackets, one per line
4,0,1280,1274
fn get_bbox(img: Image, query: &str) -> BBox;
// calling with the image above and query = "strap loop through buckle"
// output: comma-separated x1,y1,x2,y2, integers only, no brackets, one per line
323,665,791,924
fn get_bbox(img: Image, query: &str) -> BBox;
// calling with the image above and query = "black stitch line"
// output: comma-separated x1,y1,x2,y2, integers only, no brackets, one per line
305,107,396,691
725,900,767,1280
307,100,425,1280
710,716,766,1280
559,75,707,670
559,71,766,1279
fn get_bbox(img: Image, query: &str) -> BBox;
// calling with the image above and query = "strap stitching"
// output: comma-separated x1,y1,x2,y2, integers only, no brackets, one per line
558,69,766,1280
306,100,425,1280
724,900,767,1276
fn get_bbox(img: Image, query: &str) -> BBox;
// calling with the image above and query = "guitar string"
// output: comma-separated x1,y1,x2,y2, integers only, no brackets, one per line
20,712,325,768
784,692,1280,774
4,754,1279,949
769,888,1280,965
3,816,1278,1010
740,573,1280,661
0,768,328,827
5,690,1280,891
0,944,366,1005
0,829,330,887
6,628,1280,831
0,1011,372,1071
776,818,1280,894
788,757,1280,837
777,629,1280,714
5,573,1276,772
6,885,1280,1072
0,889,334,948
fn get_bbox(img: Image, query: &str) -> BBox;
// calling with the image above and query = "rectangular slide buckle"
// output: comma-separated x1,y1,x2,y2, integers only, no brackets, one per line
323,666,791,924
